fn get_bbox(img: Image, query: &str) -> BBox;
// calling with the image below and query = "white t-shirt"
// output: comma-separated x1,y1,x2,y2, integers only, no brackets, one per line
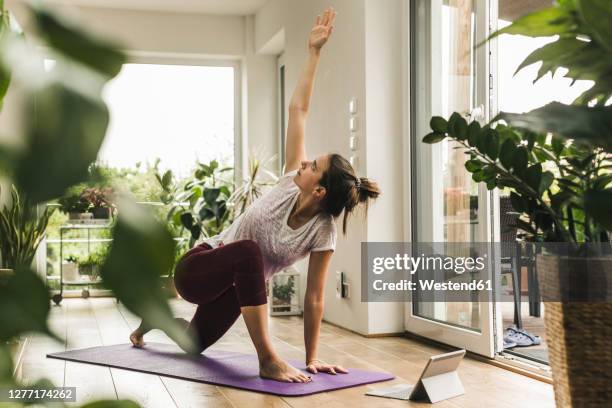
196,168,337,280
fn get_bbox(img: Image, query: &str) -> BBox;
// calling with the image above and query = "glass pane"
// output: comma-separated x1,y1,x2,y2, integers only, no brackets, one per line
496,0,586,365
411,0,481,331
101,64,235,178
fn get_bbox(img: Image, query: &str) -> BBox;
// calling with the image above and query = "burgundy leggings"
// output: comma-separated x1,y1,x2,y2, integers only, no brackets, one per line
173,239,267,353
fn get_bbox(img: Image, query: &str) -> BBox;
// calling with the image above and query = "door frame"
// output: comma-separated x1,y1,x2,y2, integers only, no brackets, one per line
404,0,501,358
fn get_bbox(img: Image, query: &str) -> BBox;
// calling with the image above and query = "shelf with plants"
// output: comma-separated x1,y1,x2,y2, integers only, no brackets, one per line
48,223,114,303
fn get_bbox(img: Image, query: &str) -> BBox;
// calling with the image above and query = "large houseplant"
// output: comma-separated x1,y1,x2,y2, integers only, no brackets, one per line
227,151,279,215
81,186,115,219
157,159,234,249
57,184,91,220
0,184,56,271
423,1,612,405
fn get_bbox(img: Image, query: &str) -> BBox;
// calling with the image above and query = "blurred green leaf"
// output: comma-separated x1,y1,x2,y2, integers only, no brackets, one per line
161,170,173,189
593,174,612,190
489,6,574,39
515,37,587,79
513,146,529,175
100,196,197,354
0,1,11,111
455,117,468,140
578,0,612,53
551,136,565,156
499,138,516,170
430,116,447,133
498,102,612,151
0,265,60,342
525,163,543,192
0,343,14,385
486,178,497,190
28,3,125,77
14,84,109,203
485,129,500,160
467,122,480,147
422,132,445,144
464,159,483,172
539,171,555,195
583,188,612,230
204,188,221,205
180,212,194,229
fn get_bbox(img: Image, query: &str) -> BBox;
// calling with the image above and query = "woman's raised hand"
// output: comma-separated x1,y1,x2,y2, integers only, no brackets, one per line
308,7,337,52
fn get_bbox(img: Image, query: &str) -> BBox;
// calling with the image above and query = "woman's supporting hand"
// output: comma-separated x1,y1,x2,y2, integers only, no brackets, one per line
308,7,337,53
306,359,349,375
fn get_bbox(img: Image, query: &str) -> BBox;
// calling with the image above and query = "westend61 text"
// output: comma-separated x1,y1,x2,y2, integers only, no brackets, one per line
372,279,493,291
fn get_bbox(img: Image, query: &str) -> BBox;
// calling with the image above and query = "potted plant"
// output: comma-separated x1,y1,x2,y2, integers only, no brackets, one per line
77,246,108,282
272,274,296,313
0,184,56,273
227,151,279,216
62,255,80,282
423,1,612,403
77,254,97,280
58,184,92,220
157,159,235,248
81,186,115,219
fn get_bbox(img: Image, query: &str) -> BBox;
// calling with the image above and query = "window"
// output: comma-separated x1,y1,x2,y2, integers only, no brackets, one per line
100,63,236,178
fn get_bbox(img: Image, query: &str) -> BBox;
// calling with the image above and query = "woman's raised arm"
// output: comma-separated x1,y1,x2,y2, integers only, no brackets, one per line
284,7,337,175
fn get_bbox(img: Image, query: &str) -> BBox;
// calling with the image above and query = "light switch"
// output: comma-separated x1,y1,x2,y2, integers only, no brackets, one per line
349,98,358,114
349,136,358,151
349,117,358,131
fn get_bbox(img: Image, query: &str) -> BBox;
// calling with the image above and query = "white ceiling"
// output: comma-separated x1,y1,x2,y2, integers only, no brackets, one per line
34,0,271,15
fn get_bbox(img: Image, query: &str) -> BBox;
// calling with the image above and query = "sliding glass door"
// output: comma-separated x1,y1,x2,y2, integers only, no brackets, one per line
407,0,499,357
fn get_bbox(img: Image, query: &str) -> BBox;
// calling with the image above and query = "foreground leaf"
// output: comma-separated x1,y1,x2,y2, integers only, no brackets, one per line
100,195,197,354
583,189,612,230
497,102,612,151
0,265,60,342
28,2,125,78
13,84,109,203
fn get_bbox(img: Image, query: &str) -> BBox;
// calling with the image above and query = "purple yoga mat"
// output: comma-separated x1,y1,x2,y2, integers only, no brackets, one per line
47,342,394,396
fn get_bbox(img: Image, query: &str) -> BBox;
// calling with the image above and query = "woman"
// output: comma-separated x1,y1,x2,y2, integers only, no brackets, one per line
129,7,380,383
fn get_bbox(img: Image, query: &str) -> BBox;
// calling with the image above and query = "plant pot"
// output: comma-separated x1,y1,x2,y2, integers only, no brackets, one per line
69,212,93,221
79,264,98,280
0,268,14,284
62,262,79,282
160,276,178,298
272,298,292,312
536,254,612,407
91,207,111,219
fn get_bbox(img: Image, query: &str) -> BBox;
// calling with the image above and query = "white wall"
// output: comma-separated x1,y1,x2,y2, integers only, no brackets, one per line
364,0,406,333
24,5,246,57
242,15,278,174
256,0,408,335
256,0,371,334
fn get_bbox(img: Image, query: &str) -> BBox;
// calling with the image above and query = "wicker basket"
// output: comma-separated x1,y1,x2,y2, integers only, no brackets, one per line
536,254,612,407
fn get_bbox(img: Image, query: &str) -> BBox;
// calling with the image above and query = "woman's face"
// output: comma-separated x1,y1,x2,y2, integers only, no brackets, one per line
294,154,330,201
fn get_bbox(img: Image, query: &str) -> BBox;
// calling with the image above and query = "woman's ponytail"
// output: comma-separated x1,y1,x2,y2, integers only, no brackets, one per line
319,154,381,235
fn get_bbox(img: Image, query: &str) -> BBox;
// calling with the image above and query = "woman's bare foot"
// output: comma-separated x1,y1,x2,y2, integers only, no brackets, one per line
259,356,312,383
129,329,146,348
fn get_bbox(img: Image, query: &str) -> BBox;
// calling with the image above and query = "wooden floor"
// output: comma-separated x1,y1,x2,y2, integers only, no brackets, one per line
20,298,555,407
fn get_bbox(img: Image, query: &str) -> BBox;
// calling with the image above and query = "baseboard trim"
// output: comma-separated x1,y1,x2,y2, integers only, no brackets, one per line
321,318,404,338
